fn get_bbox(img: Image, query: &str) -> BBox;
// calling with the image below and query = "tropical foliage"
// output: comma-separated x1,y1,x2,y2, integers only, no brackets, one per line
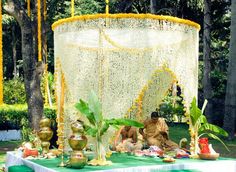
189,97,229,154
75,91,143,164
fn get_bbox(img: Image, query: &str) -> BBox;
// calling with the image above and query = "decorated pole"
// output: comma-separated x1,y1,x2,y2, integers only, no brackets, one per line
0,0,3,104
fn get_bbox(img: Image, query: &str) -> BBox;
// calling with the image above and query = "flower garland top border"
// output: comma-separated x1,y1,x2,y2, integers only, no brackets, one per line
52,13,200,31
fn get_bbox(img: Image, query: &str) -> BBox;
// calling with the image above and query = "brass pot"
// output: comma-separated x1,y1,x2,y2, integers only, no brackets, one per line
67,120,88,169
41,141,50,154
71,120,84,133
39,117,51,128
68,135,87,151
38,127,53,141
68,151,87,169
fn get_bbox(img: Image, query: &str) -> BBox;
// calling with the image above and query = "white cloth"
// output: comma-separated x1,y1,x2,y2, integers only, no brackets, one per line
5,152,56,172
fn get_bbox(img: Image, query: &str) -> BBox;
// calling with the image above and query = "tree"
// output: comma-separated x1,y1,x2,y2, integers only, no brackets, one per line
223,0,236,140
150,0,157,14
4,0,44,130
203,0,213,123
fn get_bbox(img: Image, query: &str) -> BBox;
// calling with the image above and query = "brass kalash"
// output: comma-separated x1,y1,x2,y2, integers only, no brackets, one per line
67,120,88,169
38,117,53,155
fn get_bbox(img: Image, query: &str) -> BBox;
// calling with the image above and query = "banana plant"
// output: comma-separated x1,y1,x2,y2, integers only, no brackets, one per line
189,97,229,155
75,91,144,165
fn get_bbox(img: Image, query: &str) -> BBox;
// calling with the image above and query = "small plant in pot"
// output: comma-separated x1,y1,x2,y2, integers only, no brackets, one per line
75,91,144,166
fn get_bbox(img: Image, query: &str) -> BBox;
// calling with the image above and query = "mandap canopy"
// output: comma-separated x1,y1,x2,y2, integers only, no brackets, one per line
52,14,200,150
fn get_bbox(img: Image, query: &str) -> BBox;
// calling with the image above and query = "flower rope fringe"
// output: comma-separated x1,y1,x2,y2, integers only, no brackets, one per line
37,0,42,61
27,0,31,17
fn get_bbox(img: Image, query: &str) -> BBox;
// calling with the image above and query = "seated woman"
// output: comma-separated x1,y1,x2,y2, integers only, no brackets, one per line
139,111,178,151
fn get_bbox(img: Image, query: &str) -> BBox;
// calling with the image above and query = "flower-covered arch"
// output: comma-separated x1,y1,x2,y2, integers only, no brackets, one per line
53,14,200,150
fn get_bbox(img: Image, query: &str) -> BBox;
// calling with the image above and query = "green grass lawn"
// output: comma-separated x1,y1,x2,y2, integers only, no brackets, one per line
0,140,22,165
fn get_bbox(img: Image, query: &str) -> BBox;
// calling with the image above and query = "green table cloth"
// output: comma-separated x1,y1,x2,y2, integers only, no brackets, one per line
6,152,236,172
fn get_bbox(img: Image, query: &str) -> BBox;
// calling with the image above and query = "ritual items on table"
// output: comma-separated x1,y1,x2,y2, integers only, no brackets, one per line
198,137,220,160
21,142,39,158
198,137,210,154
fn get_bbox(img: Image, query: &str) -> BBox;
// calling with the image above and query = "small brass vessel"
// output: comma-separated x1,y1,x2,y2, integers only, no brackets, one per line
67,120,88,169
38,117,53,155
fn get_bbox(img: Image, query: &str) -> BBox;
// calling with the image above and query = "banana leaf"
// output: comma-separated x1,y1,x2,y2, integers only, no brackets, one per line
205,133,229,151
83,124,97,137
201,99,208,114
107,118,144,128
75,99,96,126
100,122,110,136
88,90,103,124
190,97,202,126
199,123,228,137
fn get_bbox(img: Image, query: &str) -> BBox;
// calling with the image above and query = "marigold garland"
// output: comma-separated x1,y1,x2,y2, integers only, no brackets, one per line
0,0,3,104
37,0,42,61
52,13,200,31
123,66,177,121
44,64,49,106
55,60,66,151
27,0,31,17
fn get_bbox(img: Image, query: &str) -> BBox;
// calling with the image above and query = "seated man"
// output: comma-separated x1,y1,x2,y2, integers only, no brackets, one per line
114,126,142,152
139,111,178,151
120,126,137,143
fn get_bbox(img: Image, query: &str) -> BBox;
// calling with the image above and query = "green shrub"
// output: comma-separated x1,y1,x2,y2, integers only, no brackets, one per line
0,104,56,141
159,93,185,123
3,78,26,104
4,74,56,105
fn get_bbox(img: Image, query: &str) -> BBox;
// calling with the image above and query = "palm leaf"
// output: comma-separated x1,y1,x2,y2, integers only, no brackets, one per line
199,123,228,137
75,99,96,126
88,90,103,123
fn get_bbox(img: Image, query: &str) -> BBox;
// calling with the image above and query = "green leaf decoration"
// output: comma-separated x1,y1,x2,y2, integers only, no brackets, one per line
107,118,144,128
75,91,144,139
190,97,202,126
83,124,97,137
75,99,96,126
206,133,229,151
199,115,208,123
100,122,110,136
88,90,103,123
199,123,228,137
